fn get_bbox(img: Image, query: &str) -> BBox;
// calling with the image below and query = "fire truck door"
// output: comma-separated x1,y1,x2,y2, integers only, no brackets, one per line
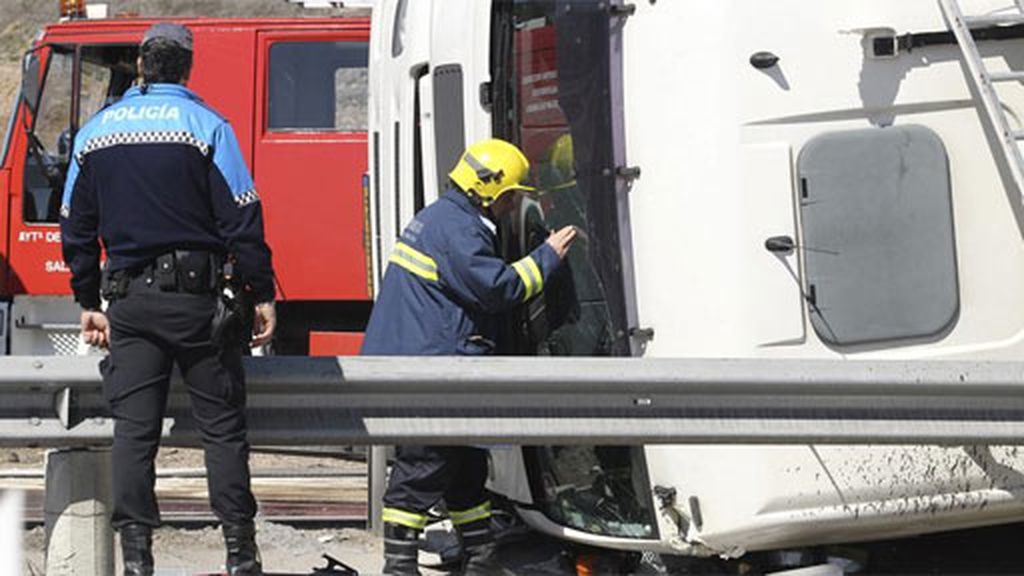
8,45,75,296
8,43,136,297
254,32,370,302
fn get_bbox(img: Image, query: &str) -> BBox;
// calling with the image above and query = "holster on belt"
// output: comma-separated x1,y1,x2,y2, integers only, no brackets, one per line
211,259,254,350
100,263,129,301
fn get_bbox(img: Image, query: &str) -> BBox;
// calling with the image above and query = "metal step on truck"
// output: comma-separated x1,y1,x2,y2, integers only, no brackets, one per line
0,0,373,357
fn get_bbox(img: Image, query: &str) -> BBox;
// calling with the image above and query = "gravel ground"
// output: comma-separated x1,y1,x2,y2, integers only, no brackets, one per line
0,447,363,472
10,448,581,575
13,447,382,574
21,520,580,575
23,521,384,575
0,448,46,470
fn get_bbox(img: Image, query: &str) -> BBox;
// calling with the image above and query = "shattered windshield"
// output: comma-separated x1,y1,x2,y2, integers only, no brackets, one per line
494,0,655,540
526,446,657,539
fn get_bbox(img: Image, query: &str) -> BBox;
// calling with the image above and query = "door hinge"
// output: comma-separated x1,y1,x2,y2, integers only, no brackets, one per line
630,326,655,343
479,81,493,111
806,284,818,306
609,3,637,18
616,165,642,182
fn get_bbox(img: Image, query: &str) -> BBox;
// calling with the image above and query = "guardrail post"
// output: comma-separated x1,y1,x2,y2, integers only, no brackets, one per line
0,490,23,575
44,448,113,576
368,445,388,536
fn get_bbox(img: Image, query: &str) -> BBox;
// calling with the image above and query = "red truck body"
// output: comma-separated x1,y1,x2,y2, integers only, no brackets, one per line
0,15,371,355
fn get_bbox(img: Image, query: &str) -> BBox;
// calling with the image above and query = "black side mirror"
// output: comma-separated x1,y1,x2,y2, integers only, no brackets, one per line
21,51,42,115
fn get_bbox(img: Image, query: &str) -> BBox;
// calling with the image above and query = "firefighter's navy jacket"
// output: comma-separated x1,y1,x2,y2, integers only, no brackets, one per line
361,188,562,356
60,83,274,309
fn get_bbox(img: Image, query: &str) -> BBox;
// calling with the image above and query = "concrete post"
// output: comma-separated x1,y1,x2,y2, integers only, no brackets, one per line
368,445,388,536
0,490,24,576
44,448,114,576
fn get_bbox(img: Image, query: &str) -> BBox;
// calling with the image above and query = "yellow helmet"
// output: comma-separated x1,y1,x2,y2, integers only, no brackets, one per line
547,133,575,183
550,134,573,171
449,138,534,206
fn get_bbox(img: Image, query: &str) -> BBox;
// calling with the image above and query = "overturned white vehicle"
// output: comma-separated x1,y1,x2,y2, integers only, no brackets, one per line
367,0,1024,563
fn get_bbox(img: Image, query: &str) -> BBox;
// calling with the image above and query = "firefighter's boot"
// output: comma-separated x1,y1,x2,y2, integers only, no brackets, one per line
223,522,263,575
383,523,423,575
456,518,510,576
119,523,154,576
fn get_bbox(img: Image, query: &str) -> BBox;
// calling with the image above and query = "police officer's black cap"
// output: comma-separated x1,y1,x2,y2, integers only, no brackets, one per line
142,23,194,52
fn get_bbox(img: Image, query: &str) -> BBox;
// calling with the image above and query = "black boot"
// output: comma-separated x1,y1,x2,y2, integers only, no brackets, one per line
383,523,422,575
223,522,263,576
119,523,154,576
456,518,511,576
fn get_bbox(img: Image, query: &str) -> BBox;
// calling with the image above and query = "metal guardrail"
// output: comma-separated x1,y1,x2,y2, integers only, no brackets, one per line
3,356,1024,445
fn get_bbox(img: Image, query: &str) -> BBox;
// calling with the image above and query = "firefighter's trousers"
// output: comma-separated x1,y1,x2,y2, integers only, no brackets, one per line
383,445,490,521
101,275,257,529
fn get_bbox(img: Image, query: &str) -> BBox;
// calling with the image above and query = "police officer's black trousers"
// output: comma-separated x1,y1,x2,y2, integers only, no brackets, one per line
383,445,489,513
102,277,257,529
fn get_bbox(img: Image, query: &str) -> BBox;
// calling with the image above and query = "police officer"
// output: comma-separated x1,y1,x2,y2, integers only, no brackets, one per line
362,138,577,575
60,23,274,576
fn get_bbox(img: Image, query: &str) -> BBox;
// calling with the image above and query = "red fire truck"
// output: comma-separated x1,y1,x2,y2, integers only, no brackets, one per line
0,5,372,356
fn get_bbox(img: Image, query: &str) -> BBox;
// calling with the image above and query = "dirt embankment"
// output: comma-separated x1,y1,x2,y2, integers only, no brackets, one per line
0,15,44,130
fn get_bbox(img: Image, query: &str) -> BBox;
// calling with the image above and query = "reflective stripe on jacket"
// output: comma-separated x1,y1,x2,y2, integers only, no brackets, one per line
361,188,562,356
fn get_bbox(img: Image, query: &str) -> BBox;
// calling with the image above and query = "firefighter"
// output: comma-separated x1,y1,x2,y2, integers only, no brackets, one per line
60,23,273,576
362,138,578,575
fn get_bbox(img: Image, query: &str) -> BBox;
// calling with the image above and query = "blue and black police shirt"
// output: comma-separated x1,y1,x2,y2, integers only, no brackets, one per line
60,83,274,309
361,188,563,356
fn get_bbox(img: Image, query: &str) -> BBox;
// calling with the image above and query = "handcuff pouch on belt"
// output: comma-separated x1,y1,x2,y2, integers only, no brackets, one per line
164,250,220,294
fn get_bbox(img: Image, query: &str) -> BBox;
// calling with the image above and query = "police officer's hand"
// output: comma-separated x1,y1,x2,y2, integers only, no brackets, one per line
545,226,578,259
80,310,110,349
251,302,276,348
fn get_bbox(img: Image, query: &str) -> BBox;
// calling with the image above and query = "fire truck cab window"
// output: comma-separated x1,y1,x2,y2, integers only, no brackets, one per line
494,0,651,539
798,125,959,347
268,41,369,132
78,45,137,127
23,44,136,224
